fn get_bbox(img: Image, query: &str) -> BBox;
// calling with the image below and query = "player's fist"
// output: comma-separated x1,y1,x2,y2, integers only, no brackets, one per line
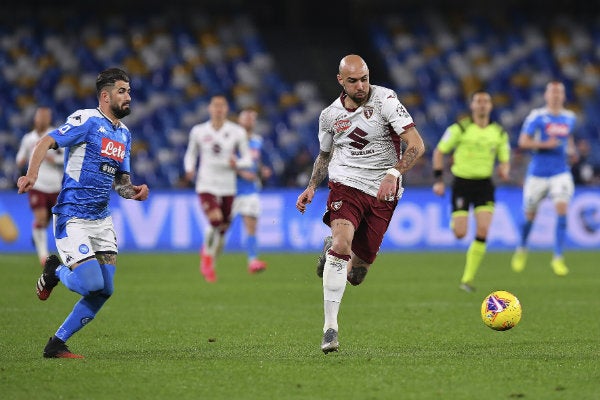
132,184,149,201
432,181,445,196
17,176,35,194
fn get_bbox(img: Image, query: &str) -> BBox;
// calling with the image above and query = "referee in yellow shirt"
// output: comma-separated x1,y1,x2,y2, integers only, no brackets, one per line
432,90,511,292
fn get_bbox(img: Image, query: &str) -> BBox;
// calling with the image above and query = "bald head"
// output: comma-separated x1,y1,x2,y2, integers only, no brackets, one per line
337,54,370,107
338,54,369,76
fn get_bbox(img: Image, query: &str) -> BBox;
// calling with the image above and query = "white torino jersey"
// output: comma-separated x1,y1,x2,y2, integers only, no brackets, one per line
16,129,64,193
318,85,415,197
184,120,250,196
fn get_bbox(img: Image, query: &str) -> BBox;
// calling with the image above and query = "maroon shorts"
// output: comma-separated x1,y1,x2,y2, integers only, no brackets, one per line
198,193,234,224
28,190,59,212
323,182,397,264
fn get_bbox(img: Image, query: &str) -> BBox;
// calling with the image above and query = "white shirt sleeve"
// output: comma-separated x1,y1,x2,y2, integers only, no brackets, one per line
235,132,253,169
16,133,32,166
380,92,415,135
318,110,334,152
183,126,199,174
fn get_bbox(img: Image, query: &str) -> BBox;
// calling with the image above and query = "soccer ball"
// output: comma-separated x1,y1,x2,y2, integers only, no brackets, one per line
481,290,522,331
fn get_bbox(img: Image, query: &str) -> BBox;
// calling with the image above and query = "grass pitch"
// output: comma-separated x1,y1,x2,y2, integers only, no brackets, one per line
1,250,599,399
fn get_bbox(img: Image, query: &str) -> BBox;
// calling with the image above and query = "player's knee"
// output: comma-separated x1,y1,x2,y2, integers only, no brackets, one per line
209,218,222,228
347,266,368,286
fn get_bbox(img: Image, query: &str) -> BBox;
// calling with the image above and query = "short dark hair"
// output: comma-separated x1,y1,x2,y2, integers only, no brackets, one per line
96,68,130,97
469,89,489,101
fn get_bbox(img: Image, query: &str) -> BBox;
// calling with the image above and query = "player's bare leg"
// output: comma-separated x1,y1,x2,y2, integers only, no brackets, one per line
32,207,50,266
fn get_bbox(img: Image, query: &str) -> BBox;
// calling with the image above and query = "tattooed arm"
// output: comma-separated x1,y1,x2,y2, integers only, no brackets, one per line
396,127,425,174
295,150,332,213
377,126,425,202
114,172,150,201
308,150,332,190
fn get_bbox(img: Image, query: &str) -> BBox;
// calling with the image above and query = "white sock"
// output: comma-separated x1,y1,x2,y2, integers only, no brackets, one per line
322,252,349,332
215,232,225,256
32,226,48,262
324,301,341,332
204,226,220,257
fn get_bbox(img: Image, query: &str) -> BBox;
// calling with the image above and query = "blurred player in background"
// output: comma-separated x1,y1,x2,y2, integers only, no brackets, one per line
16,106,64,265
232,108,271,273
184,95,252,282
511,81,577,276
296,54,425,354
17,68,149,358
432,91,511,293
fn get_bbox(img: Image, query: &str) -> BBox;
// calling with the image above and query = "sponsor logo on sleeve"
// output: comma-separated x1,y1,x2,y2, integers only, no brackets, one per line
396,104,410,119
100,138,126,162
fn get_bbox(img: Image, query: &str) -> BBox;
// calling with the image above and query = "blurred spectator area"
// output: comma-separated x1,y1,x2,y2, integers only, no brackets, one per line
0,7,324,189
370,8,600,185
0,2,599,189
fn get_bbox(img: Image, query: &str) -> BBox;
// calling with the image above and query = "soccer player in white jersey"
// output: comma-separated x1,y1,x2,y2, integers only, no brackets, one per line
17,68,149,358
232,108,271,273
511,81,577,276
16,107,64,265
184,95,252,282
295,54,425,353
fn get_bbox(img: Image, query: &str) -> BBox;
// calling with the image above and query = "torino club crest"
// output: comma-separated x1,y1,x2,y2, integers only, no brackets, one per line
363,106,374,119
331,200,343,211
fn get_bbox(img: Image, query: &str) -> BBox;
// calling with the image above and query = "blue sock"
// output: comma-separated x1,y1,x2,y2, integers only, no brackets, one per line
520,220,533,248
246,235,258,262
55,294,108,342
57,259,104,296
100,264,116,296
554,215,567,257
54,263,115,342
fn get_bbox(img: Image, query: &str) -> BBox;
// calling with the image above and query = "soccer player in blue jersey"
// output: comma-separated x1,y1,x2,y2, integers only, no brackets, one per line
17,68,149,358
232,109,270,273
511,81,576,276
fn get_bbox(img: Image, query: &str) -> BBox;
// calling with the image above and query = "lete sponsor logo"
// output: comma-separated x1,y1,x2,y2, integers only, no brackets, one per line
101,138,126,161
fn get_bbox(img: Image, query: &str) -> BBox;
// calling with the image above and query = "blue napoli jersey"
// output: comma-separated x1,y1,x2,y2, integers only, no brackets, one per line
236,134,263,195
50,108,131,220
521,107,576,177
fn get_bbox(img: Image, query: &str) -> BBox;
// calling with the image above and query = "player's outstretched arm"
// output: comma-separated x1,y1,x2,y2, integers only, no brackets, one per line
295,150,331,213
17,135,56,194
431,147,445,196
114,172,149,201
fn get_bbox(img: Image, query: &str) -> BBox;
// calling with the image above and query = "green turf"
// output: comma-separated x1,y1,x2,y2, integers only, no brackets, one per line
1,251,599,399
